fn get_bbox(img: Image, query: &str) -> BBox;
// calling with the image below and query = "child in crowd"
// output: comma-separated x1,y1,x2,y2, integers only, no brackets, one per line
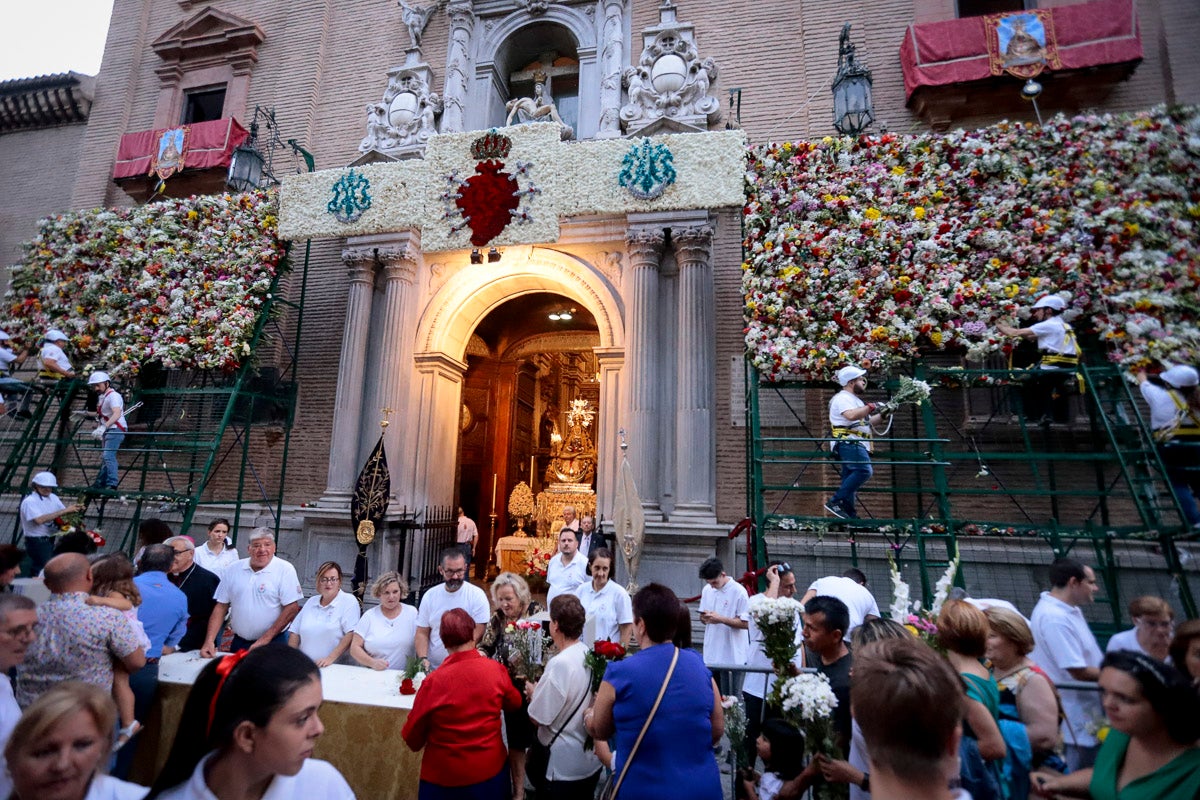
86,553,149,746
739,718,806,800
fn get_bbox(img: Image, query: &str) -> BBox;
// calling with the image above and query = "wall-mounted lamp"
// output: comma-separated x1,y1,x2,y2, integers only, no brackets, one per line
1021,79,1044,125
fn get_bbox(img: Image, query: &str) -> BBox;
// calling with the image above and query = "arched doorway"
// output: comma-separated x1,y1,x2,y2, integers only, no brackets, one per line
457,293,600,573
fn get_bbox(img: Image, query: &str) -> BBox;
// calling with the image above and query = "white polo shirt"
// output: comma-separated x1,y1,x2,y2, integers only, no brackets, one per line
156,752,352,800
214,556,303,640
546,551,588,605
1030,591,1104,747
576,579,633,644
354,604,418,669
807,576,881,641
700,577,750,666
415,581,490,667
289,590,361,663
193,543,240,579
20,491,65,538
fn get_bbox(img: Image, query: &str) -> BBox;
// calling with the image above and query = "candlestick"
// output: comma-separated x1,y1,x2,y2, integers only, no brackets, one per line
492,473,497,511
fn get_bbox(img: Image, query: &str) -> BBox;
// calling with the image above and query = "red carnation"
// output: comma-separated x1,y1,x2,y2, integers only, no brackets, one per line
399,678,416,695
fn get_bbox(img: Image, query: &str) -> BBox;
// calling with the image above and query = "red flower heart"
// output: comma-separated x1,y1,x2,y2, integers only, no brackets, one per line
456,160,520,247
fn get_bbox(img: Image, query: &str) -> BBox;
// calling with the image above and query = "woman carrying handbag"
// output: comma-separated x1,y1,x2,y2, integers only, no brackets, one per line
585,583,724,800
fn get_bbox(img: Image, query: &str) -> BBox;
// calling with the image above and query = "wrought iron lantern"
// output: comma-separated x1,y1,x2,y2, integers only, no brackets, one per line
226,106,316,191
227,138,265,192
831,23,875,136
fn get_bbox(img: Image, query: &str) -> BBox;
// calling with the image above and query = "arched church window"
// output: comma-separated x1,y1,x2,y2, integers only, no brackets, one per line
495,23,580,134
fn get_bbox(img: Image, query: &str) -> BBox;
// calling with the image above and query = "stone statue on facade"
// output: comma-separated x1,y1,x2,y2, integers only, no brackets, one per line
398,0,442,49
504,72,574,140
359,70,443,157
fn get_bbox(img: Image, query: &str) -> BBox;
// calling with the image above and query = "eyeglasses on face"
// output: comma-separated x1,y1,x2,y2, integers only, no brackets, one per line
443,568,467,577
319,576,341,584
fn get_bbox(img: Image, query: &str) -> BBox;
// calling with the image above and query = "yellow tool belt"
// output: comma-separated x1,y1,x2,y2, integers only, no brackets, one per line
831,426,871,440
1155,392,1200,442
36,371,63,380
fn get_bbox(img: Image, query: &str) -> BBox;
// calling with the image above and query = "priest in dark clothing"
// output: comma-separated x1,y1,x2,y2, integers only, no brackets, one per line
164,535,221,651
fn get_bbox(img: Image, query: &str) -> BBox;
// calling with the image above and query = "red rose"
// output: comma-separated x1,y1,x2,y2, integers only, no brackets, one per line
399,678,416,695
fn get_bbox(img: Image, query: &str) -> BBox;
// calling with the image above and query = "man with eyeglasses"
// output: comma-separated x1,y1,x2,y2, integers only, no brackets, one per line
0,593,36,799
415,548,489,669
164,535,221,652
200,527,303,656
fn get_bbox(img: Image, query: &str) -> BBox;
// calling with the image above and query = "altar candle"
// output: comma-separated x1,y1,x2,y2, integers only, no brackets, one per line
530,456,535,481
492,473,497,510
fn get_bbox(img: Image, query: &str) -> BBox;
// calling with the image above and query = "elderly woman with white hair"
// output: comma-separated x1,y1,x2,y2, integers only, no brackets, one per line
479,572,545,800
200,527,303,657
349,571,416,670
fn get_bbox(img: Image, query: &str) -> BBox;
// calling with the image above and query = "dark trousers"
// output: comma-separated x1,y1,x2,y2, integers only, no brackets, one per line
112,660,159,779
230,631,289,653
25,536,55,575
418,766,511,799
545,771,602,800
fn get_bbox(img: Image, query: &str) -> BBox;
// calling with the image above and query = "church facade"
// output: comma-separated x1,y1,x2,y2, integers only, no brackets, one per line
1,0,1196,590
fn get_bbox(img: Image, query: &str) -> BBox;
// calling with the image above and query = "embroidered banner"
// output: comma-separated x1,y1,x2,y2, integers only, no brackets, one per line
985,10,1062,79
150,126,190,181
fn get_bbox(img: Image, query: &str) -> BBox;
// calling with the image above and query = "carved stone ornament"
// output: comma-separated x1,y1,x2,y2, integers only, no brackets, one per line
515,0,553,14
620,3,720,136
360,64,443,158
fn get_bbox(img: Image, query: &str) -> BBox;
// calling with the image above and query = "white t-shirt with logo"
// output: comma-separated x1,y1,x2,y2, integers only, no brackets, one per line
214,556,304,640
354,604,418,669
415,581,490,667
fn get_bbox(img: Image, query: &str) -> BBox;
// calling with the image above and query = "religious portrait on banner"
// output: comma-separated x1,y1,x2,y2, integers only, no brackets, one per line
986,10,1061,79
150,126,189,181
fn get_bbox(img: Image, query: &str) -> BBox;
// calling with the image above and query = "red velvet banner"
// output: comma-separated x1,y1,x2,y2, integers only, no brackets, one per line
900,0,1142,100
113,117,249,180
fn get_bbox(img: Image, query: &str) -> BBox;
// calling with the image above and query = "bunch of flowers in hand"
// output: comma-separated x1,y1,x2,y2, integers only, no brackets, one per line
748,594,805,673
773,672,844,800
398,655,427,696
525,548,551,580
743,106,1200,382
888,376,932,408
4,190,285,376
721,695,751,771
584,639,626,694
503,619,550,682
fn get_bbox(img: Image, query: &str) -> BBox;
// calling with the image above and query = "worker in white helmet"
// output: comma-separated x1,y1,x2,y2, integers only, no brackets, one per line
825,365,892,519
87,371,127,491
1136,364,1200,529
997,294,1081,423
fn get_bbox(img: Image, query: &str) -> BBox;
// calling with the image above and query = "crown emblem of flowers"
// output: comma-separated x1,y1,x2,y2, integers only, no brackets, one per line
470,129,513,161
618,138,676,200
327,170,372,223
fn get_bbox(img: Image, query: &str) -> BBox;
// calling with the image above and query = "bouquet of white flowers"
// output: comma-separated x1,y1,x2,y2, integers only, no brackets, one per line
748,595,804,673
773,672,845,800
888,554,911,623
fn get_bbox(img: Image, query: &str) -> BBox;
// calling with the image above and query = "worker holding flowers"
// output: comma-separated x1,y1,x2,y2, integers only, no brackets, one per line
997,294,1081,424
826,366,893,520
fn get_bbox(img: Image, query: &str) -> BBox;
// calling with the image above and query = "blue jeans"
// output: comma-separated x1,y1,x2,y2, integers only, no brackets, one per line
830,441,873,517
94,428,125,489
25,536,55,575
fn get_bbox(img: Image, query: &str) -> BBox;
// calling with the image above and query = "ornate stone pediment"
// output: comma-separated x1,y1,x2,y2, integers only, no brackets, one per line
620,1,720,137
152,8,265,67
360,53,442,159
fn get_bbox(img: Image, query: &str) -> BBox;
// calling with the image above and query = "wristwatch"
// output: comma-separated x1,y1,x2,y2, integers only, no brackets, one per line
860,773,870,792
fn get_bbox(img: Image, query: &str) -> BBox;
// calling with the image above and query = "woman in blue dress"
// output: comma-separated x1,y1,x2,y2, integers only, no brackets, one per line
585,583,723,800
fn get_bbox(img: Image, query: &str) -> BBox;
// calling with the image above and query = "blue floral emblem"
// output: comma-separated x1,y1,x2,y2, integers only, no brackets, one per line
618,139,677,200
327,170,372,223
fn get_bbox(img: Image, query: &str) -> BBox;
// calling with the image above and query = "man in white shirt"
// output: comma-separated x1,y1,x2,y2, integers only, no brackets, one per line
698,557,750,685
826,365,891,519
0,594,37,800
456,507,478,566
200,527,303,656
1029,557,1103,771
37,329,75,379
415,548,490,668
800,568,880,642
546,528,588,605
997,294,1080,423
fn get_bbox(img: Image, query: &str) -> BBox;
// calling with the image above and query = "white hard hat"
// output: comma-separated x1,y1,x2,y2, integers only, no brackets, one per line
88,371,111,386
1031,295,1066,311
45,328,69,342
836,365,868,386
31,471,58,488
0,330,9,341
1161,365,1199,389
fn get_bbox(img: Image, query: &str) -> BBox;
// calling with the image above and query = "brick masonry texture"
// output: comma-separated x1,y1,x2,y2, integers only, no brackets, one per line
2,0,1197,521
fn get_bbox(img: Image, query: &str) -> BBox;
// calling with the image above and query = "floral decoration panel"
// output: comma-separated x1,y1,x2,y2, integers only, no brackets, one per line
5,191,285,376
743,106,1200,382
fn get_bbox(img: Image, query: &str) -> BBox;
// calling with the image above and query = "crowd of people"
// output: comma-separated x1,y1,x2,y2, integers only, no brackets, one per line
3,503,1200,800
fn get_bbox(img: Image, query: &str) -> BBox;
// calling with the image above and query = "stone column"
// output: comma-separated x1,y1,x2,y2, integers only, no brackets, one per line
623,226,665,518
410,352,468,510
369,236,420,507
442,0,475,133
593,346,625,520
321,248,378,506
597,0,627,138
672,221,717,520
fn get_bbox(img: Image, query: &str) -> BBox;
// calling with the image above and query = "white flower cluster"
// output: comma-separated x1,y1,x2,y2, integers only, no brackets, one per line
888,557,911,622
749,595,805,627
930,555,960,616
890,376,932,407
777,672,838,723
412,671,426,691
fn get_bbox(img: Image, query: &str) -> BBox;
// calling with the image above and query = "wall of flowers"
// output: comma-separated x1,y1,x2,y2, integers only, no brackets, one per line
4,191,285,375
743,106,1200,382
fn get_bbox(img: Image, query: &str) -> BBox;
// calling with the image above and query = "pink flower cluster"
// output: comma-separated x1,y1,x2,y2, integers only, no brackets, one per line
4,191,285,376
743,106,1200,382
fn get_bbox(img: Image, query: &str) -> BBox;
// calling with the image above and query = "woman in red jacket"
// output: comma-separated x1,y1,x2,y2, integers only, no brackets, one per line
402,608,523,799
